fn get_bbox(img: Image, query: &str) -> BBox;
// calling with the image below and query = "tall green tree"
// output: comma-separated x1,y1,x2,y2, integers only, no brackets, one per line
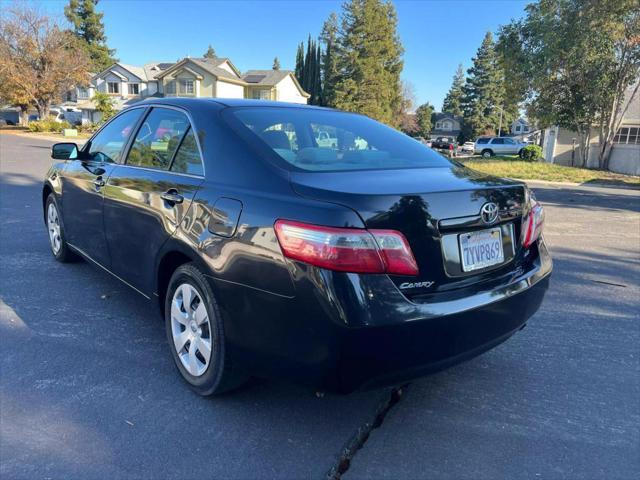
203,45,216,59
294,42,304,83
272,56,280,70
442,64,465,116
461,32,505,139
320,12,339,107
519,0,640,168
332,0,404,127
415,102,434,138
64,0,115,71
495,22,528,128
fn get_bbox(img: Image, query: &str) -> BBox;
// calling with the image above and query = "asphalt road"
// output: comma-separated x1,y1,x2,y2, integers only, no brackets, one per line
1,132,639,479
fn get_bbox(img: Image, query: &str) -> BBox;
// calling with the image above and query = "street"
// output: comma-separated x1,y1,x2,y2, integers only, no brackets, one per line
1,132,638,479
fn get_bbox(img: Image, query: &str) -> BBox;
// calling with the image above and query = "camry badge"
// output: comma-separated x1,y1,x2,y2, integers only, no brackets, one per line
480,202,499,224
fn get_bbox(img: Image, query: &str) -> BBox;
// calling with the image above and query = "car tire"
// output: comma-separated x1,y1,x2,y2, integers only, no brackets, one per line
518,149,525,158
165,263,246,396
481,149,493,158
45,193,77,262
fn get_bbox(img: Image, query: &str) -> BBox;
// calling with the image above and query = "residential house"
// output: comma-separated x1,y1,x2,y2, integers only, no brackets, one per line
76,61,172,124
510,118,531,135
242,70,309,103
541,82,639,175
429,113,463,140
70,56,309,124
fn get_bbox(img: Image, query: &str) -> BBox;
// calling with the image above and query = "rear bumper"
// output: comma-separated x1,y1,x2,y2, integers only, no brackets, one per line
212,240,552,393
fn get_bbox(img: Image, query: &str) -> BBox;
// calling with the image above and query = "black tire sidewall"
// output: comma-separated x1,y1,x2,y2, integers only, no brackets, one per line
164,264,225,395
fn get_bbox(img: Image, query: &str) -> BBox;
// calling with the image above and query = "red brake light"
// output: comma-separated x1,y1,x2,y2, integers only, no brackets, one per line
522,201,544,248
274,220,419,276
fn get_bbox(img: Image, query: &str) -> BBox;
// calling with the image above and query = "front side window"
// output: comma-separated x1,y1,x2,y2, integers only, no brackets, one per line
87,108,144,163
180,79,194,95
171,127,204,176
107,82,119,94
227,107,451,172
129,83,140,95
126,108,190,170
504,138,516,144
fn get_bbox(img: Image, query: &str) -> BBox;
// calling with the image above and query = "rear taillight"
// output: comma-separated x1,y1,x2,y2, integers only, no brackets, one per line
274,220,419,276
522,200,544,248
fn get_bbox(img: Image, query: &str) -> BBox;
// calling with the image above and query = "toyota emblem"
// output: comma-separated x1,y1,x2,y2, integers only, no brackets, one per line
480,202,499,224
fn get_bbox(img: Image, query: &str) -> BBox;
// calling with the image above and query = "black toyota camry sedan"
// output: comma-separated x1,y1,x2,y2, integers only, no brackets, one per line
43,98,551,395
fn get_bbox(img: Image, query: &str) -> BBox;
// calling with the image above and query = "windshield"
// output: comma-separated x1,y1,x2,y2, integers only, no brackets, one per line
227,107,451,172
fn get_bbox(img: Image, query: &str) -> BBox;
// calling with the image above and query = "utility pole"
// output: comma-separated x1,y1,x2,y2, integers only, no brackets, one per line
497,107,503,137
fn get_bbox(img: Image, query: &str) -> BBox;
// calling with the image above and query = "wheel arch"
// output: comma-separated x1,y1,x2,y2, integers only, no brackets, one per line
481,148,494,157
42,183,54,223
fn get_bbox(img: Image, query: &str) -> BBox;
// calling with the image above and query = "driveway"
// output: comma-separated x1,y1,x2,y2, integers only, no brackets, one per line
1,132,638,479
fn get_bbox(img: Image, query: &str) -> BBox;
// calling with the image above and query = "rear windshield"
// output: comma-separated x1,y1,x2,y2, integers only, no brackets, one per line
226,107,451,172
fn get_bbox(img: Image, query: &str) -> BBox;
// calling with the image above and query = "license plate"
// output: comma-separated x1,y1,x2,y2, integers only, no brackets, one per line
459,228,504,272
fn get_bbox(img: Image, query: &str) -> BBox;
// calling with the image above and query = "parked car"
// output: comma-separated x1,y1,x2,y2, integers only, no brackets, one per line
431,136,457,150
475,136,528,158
461,141,475,153
43,98,551,395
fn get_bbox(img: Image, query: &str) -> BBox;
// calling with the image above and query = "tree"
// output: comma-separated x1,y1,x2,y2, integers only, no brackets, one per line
0,5,91,119
332,0,404,127
397,81,418,135
442,64,465,116
461,32,505,139
295,42,304,83
320,12,339,107
415,103,434,138
272,56,280,70
203,44,216,59
519,0,640,168
495,22,528,128
92,91,115,122
64,0,115,71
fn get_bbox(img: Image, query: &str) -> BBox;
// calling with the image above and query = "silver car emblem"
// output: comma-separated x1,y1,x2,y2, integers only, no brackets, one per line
480,202,499,224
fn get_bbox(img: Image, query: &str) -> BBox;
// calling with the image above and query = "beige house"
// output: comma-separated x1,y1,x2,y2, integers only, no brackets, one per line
541,83,639,175
69,56,309,124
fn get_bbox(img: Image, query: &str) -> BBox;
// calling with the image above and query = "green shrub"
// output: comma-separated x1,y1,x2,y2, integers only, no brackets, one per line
519,144,543,162
77,122,99,134
28,119,72,133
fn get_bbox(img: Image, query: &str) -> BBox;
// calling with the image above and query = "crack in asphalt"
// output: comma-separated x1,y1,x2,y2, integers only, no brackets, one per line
326,384,409,479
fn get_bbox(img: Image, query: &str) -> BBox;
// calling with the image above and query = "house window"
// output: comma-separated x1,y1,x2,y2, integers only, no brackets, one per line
180,79,194,95
252,89,271,100
77,88,89,99
613,126,640,144
435,121,442,129
166,81,175,94
515,125,521,133
443,121,452,130
128,83,140,95
107,82,119,94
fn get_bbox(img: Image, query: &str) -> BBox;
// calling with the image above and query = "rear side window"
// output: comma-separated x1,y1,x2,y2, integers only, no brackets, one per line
87,108,144,163
227,107,451,172
127,108,190,170
491,138,505,145
476,138,490,144
171,127,204,176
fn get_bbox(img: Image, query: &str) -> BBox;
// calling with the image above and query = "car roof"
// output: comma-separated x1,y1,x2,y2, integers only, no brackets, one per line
136,97,333,111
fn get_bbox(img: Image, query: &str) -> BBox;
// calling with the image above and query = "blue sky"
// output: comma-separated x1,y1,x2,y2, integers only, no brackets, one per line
42,0,528,109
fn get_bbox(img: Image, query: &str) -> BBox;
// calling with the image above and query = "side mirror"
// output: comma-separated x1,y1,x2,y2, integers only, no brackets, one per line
51,142,78,160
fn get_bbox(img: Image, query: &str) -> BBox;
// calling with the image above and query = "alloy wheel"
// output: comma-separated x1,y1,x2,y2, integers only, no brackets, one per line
47,202,62,254
170,283,212,377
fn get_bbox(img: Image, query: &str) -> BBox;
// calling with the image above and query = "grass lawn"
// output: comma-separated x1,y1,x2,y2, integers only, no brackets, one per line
461,156,640,187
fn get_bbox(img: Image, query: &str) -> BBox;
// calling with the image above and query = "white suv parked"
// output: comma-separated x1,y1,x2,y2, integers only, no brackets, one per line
475,137,527,157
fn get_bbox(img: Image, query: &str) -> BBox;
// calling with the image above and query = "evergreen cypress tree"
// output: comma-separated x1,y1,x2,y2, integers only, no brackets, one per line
295,42,305,84
314,44,322,105
64,0,116,71
303,35,313,95
442,64,465,116
272,57,281,70
333,0,404,127
320,13,339,107
461,32,505,139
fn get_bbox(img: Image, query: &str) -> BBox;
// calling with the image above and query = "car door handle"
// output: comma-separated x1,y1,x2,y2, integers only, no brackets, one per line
93,176,105,189
161,190,184,205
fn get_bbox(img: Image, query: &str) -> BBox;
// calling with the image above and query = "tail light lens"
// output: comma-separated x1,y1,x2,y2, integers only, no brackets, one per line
274,220,419,276
522,199,544,248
